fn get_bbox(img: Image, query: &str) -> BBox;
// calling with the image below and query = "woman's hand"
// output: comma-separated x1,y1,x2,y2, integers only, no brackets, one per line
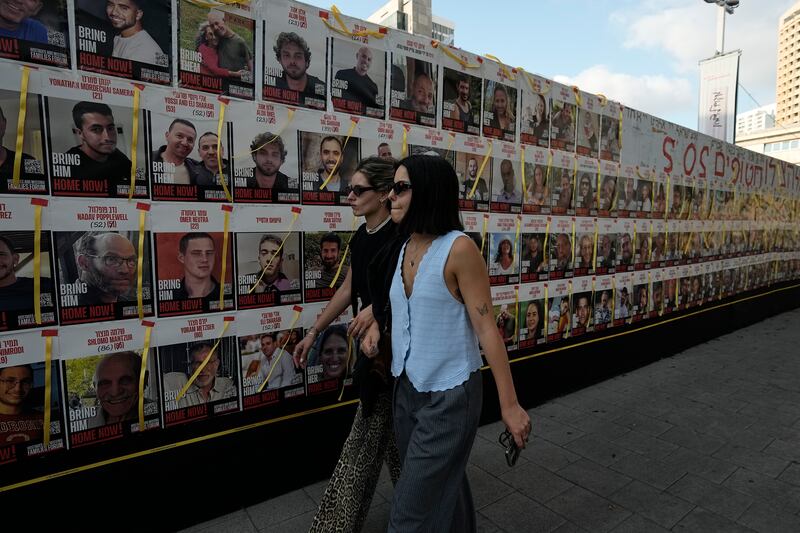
359,321,381,359
292,331,316,369
348,305,375,339
502,402,532,448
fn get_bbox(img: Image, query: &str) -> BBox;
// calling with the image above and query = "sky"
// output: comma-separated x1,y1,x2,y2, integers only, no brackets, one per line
319,0,794,129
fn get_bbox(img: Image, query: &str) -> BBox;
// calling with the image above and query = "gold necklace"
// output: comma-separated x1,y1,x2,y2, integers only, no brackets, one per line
407,236,433,268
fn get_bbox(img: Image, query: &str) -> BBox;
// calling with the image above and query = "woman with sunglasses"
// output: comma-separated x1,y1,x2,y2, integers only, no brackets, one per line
294,156,402,533
362,155,531,532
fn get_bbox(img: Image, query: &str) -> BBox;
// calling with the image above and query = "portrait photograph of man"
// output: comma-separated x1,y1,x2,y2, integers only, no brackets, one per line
0,0,70,67
303,231,350,303
0,93,47,195
571,291,593,335
454,151,490,211
520,232,547,282
299,131,360,206
389,54,437,127
239,329,304,408
232,128,299,204
236,232,301,309
0,232,57,331
331,38,386,119
490,158,521,213
53,230,153,325
441,67,481,136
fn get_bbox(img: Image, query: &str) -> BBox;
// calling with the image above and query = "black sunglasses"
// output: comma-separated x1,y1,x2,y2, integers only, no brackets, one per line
391,181,412,195
344,185,376,197
499,429,521,467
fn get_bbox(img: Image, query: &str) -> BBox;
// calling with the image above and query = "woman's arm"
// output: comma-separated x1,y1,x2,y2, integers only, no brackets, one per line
447,236,531,447
198,45,235,78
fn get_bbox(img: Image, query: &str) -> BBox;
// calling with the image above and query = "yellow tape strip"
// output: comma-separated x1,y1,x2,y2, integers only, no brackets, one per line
612,167,621,211
516,68,550,95
257,309,301,393
137,209,146,320
401,126,408,158
520,149,527,203
665,174,671,220
128,86,141,201
219,209,230,310
138,324,153,431
596,161,601,208
542,218,552,260
703,180,711,220
330,217,358,288
446,132,455,153
572,86,582,107
230,109,296,160
12,66,30,187
513,216,521,257
468,141,493,199
43,335,53,448
337,335,354,401
484,54,515,80
33,204,42,324
176,320,232,402
249,211,300,294
322,5,386,39
565,280,573,339
435,41,480,69
572,156,579,207
543,284,549,337
648,220,653,262
216,100,233,202
480,215,489,255
545,150,554,193
320,118,357,191
514,287,519,344
592,219,599,267
571,218,576,265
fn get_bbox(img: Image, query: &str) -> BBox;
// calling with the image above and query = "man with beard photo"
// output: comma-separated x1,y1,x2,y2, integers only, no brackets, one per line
151,119,200,185
247,132,289,191
67,102,132,190
106,0,165,65
462,156,487,201
0,235,53,311
75,232,137,306
272,32,324,101
317,233,345,290
250,234,291,293
310,136,346,192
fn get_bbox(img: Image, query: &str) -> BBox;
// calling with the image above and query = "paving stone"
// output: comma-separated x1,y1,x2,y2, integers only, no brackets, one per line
608,452,686,491
777,462,800,487
526,436,582,472
764,438,800,463
266,510,316,533
467,464,517,510
608,513,670,533
178,509,257,533
545,485,631,532
609,480,695,529
533,402,586,424
666,473,754,521
671,507,756,533
531,415,587,446
475,512,505,533
722,467,800,515
556,458,633,497
564,412,631,441
245,489,317,528
498,460,574,504
662,446,739,484
658,426,727,455
360,501,391,533
470,432,530,476
302,478,330,505
736,501,800,533
480,492,566,533
713,443,791,478
611,430,678,461
550,520,589,532
564,434,633,467
725,428,777,452
610,411,674,437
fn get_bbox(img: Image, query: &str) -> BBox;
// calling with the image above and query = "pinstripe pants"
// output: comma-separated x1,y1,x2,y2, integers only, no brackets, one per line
389,371,482,533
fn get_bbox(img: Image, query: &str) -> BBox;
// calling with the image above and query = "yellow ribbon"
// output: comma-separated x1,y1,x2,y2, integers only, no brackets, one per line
665,174,671,220
219,207,231,310
468,141,493,199
43,333,54,448
128,85,142,201
446,132,455,153
648,221,654,262
13,66,30,187
542,218,552,260
216,99,233,202
185,0,247,7
320,118,357,191
401,126,408,158
703,180,711,220
138,322,153,431
595,161,602,208
32,200,44,324
572,156,579,207
543,284,549,338
513,216,521,257
545,150,554,192
330,217,358,288
176,319,232,402
337,335,354,401
229,109,296,160
136,205,148,320
434,41,481,69
484,54,515,80
516,68,550,95
249,208,301,294
612,167,621,211
257,308,302,393
514,286,519,345
632,223,637,260
322,5,387,39
565,280,573,338
571,218,576,265
478,214,489,256
592,219,599,267
597,94,608,107
520,149,527,203
571,86,582,107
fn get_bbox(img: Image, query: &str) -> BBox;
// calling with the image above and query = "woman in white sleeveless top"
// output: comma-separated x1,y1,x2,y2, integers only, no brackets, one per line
362,155,531,532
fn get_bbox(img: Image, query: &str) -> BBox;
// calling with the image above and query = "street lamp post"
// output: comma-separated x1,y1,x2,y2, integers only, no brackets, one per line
704,0,740,55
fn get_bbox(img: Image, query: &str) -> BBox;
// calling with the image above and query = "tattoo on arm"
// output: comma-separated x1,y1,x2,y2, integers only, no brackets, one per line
476,303,489,316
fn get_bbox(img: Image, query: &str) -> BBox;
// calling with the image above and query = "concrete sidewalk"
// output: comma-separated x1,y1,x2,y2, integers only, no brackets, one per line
181,308,800,533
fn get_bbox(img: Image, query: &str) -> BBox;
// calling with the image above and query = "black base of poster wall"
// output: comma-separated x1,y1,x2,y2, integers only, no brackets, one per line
3,282,798,532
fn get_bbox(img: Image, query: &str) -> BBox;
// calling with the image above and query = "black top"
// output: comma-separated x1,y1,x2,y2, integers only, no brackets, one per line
334,68,379,109
275,73,325,99
0,277,54,311
66,146,131,184
172,277,220,301
244,170,290,192
349,219,396,315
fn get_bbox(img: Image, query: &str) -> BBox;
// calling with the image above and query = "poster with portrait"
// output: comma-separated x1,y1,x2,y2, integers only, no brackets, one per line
157,314,239,426
570,275,592,336
545,278,570,342
650,267,665,317
549,151,575,215
262,0,326,110
230,101,300,203
0,329,64,464
521,145,550,215
518,282,545,349
519,73,550,148
0,198,57,332
235,228,302,310
616,171,639,218
615,218,634,271
575,92,600,159
50,198,153,325
593,274,613,331
439,47,483,136
573,217,595,277
490,142,521,213
41,72,147,199
150,203,234,317
237,305,304,410
303,302,354,398
631,269,649,323
520,215,547,282
488,215,519,285
178,0,255,99
0,76,48,195
662,266,678,313
548,216,573,280
620,106,650,179
302,212,352,302
329,15,387,119
612,271,632,326
491,285,518,353
462,212,489,267
298,113,361,205
597,160,618,217
599,99,621,162
145,90,231,202
573,155,596,216
482,58,517,142
75,0,171,85
651,219,666,267
407,124,454,157
676,264,691,310
549,83,576,153
59,319,159,448
595,217,617,275
633,219,650,270
665,219,680,265
0,0,70,68
388,32,437,127
454,135,491,211
360,118,403,161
